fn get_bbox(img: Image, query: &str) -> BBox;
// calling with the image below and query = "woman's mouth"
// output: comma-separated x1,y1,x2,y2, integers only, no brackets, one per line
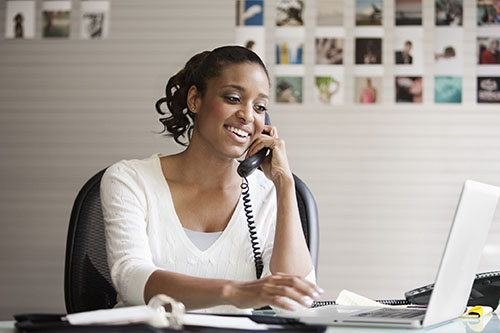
225,125,251,143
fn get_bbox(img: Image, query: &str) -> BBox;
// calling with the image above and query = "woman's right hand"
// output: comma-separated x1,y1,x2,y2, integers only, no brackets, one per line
221,272,323,311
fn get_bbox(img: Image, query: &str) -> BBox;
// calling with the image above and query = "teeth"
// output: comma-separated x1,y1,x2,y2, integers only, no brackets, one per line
227,126,249,138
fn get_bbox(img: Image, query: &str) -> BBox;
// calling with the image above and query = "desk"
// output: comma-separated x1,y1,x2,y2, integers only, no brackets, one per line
1,313,499,332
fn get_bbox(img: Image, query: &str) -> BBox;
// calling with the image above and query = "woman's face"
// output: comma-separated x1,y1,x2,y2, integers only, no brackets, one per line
189,62,270,159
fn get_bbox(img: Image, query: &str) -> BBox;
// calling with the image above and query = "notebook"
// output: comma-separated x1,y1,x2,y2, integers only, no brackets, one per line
283,180,500,329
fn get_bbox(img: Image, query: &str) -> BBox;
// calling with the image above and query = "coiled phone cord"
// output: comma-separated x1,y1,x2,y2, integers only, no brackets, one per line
241,176,264,279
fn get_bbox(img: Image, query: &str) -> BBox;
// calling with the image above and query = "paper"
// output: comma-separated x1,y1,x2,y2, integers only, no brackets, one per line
335,289,391,307
183,313,274,330
65,305,168,327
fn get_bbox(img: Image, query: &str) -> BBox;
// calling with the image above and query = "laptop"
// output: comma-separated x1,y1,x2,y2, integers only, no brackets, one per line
284,180,500,329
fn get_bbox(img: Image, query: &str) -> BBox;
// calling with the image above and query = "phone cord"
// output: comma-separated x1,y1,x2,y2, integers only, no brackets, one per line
241,176,264,279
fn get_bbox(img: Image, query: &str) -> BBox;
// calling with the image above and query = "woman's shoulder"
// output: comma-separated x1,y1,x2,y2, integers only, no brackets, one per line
102,153,162,184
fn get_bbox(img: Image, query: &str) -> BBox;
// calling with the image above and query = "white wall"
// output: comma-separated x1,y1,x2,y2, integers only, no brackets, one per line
0,0,499,319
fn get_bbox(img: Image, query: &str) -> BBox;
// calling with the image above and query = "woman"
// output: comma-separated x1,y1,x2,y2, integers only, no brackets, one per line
101,45,322,313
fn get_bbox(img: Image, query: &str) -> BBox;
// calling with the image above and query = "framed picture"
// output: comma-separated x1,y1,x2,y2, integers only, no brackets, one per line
275,76,303,103
356,0,382,26
236,0,264,26
42,1,71,38
5,1,35,39
355,38,382,65
477,0,500,26
395,0,422,26
435,76,462,103
435,0,462,26
276,0,304,26
355,76,382,104
81,1,110,39
395,76,423,103
477,77,500,103
315,37,343,65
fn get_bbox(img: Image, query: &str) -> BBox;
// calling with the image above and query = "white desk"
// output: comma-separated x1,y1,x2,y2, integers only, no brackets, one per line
1,312,499,332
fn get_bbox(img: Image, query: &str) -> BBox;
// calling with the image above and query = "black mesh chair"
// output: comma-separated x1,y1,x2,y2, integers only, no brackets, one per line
64,168,319,314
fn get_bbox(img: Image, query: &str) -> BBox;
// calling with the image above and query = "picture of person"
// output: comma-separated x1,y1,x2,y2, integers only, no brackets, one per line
435,46,456,61
355,38,382,65
478,38,500,64
315,38,343,64
276,76,303,103
14,13,24,38
356,0,382,26
395,40,413,64
359,77,377,103
477,0,500,26
395,76,422,103
276,0,304,26
5,1,35,39
435,0,463,26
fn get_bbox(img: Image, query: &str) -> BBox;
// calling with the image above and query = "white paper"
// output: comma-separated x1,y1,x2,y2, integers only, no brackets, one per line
66,305,168,327
335,289,391,307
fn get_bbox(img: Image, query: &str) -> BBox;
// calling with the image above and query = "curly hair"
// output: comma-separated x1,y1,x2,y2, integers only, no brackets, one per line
155,45,269,146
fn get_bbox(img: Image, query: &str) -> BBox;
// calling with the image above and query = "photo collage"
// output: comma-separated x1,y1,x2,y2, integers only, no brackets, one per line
234,0,500,105
5,0,110,39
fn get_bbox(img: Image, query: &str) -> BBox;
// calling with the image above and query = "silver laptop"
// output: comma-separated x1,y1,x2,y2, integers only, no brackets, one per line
286,180,500,329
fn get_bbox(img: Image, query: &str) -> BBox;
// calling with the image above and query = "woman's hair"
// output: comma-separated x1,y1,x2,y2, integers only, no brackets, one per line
156,45,269,146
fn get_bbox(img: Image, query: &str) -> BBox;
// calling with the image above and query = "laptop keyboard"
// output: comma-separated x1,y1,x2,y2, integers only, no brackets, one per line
355,308,426,319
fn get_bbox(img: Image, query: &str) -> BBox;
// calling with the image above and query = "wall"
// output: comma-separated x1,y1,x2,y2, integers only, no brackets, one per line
0,0,499,319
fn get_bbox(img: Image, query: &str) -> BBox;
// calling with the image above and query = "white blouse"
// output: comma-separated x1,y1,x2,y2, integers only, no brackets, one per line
100,153,289,312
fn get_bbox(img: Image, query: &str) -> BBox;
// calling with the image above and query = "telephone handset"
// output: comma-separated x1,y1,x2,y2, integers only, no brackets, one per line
237,147,269,178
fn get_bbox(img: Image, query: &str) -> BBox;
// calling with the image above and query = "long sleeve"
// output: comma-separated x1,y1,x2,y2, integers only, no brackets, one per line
100,162,158,306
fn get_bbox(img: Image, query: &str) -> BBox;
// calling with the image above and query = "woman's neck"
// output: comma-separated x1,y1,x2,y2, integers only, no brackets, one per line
164,140,241,190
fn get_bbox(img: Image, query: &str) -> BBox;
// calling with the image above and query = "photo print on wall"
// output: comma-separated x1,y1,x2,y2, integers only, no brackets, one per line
395,76,423,103
314,66,344,105
435,0,463,26
477,36,500,65
435,76,462,103
395,0,422,26
80,1,110,39
477,0,500,26
316,0,343,26
355,38,382,64
275,76,303,103
236,0,264,26
42,0,71,38
477,77,500,103
356,0,382,26
5,0,35,39
276,0,304,26
355,76,382,104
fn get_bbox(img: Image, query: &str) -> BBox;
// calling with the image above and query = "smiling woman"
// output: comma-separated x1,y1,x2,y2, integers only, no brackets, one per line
100,45,322,313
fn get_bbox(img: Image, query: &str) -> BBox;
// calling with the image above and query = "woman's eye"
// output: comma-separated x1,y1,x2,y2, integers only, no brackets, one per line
254,104,268,112
226,96,240,103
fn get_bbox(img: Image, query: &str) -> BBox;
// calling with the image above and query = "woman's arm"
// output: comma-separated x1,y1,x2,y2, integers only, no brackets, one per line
145,269,320,311
247,126,314,278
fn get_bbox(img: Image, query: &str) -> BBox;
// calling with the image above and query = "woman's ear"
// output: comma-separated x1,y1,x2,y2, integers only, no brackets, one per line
186,85,201,114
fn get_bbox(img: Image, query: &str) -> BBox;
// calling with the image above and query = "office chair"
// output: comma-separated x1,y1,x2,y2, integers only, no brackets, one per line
65,168,319,314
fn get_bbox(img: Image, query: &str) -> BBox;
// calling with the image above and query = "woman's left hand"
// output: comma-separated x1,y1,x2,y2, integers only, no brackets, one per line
246,125,293,187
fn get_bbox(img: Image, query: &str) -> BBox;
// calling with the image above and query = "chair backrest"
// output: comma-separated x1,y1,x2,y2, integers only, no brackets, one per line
65,168,319,313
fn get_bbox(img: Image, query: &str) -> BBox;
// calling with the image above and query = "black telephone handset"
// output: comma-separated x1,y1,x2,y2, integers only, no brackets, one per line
237,148,269,178
404,270,500,309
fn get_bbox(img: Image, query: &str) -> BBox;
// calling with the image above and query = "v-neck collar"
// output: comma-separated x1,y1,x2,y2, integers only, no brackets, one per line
153,153,243,255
